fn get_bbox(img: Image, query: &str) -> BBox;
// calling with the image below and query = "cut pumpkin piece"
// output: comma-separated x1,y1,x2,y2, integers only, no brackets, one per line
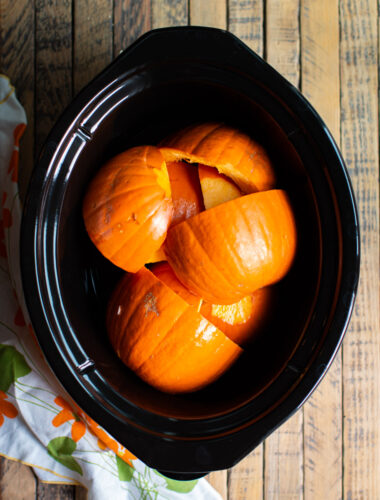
165,190,297,304
107,267,242,394
151,262,274,346
83,146,172,273
198,164,242,210
166,161,204,226
200,287,275,346
146,161,204,263
160,122,276,193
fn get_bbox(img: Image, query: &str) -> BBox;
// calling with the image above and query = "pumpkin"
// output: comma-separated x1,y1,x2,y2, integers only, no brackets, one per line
159,122,276,193
83,146,172,273
164,190,297,304
107,268,242,394
151,262,274,346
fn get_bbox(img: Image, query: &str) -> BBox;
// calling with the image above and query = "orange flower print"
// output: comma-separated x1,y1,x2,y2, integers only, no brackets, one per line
78,411,136,466
0,220,6,259
52,396,86,442
0,391,18,426
14,307,26,327
2,208,12,228
7,123,26,183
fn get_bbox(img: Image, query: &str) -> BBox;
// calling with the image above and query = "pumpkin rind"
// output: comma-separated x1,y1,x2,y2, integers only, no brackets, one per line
164,190,297,304
83,145,173,273
106,268,242,394
160,122,276,193
151,262,274,346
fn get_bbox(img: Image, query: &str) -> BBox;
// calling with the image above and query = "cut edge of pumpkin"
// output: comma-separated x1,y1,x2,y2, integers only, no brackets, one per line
159,147,260,194
149,262,258,348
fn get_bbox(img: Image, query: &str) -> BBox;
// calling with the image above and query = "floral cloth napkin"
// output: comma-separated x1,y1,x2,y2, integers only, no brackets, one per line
0,75,221,500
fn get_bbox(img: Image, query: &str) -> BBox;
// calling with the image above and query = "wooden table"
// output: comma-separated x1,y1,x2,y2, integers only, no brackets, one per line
1,1,378,499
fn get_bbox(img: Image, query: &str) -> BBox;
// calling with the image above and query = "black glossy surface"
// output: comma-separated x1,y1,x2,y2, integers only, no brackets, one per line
21,27,359,477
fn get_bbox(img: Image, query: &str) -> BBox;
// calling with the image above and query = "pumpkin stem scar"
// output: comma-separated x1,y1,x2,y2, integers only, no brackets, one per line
143,292,159,317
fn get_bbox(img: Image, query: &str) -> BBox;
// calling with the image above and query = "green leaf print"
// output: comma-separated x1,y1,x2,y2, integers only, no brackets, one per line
0,344,31,391
47,437,83,475
116,455,134,481
155,471,198,493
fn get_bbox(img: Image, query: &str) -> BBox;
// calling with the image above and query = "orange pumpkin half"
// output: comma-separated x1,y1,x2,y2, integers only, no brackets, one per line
160,122,276,193
83,146,172,273
165,189,297,304
107,267,242,394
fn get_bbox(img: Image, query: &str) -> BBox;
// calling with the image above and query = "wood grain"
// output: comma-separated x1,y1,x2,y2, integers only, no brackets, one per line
266,0,300,87
340,0,380,498
0,457,36,499
35,0,72,156
300,2,342,499
114,0,152,55
0,0,34,201
207,470,227,500
75,485,87,500
228,449,263,500
264,3,303,498
73,0,113,95
152,0,188,28
228,0,263,55
36,482,74,499
190,0,226,28
264,415,303,500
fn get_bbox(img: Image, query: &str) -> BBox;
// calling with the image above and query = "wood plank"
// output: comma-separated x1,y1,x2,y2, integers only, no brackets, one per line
114,0,152,55
35,0,72,156
75,485,87,500
190,0,226,28
228,0,263,55
73,0,113,95
207,470,227,500
264,3,302,498
227,449,263,500
37,482,75,499
0,0,35,201
152,0,188,28
266,0,300,87
340,0,380,498
264,414,303,499
0,457,36,500
225,2,264,498
300,1,342,499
